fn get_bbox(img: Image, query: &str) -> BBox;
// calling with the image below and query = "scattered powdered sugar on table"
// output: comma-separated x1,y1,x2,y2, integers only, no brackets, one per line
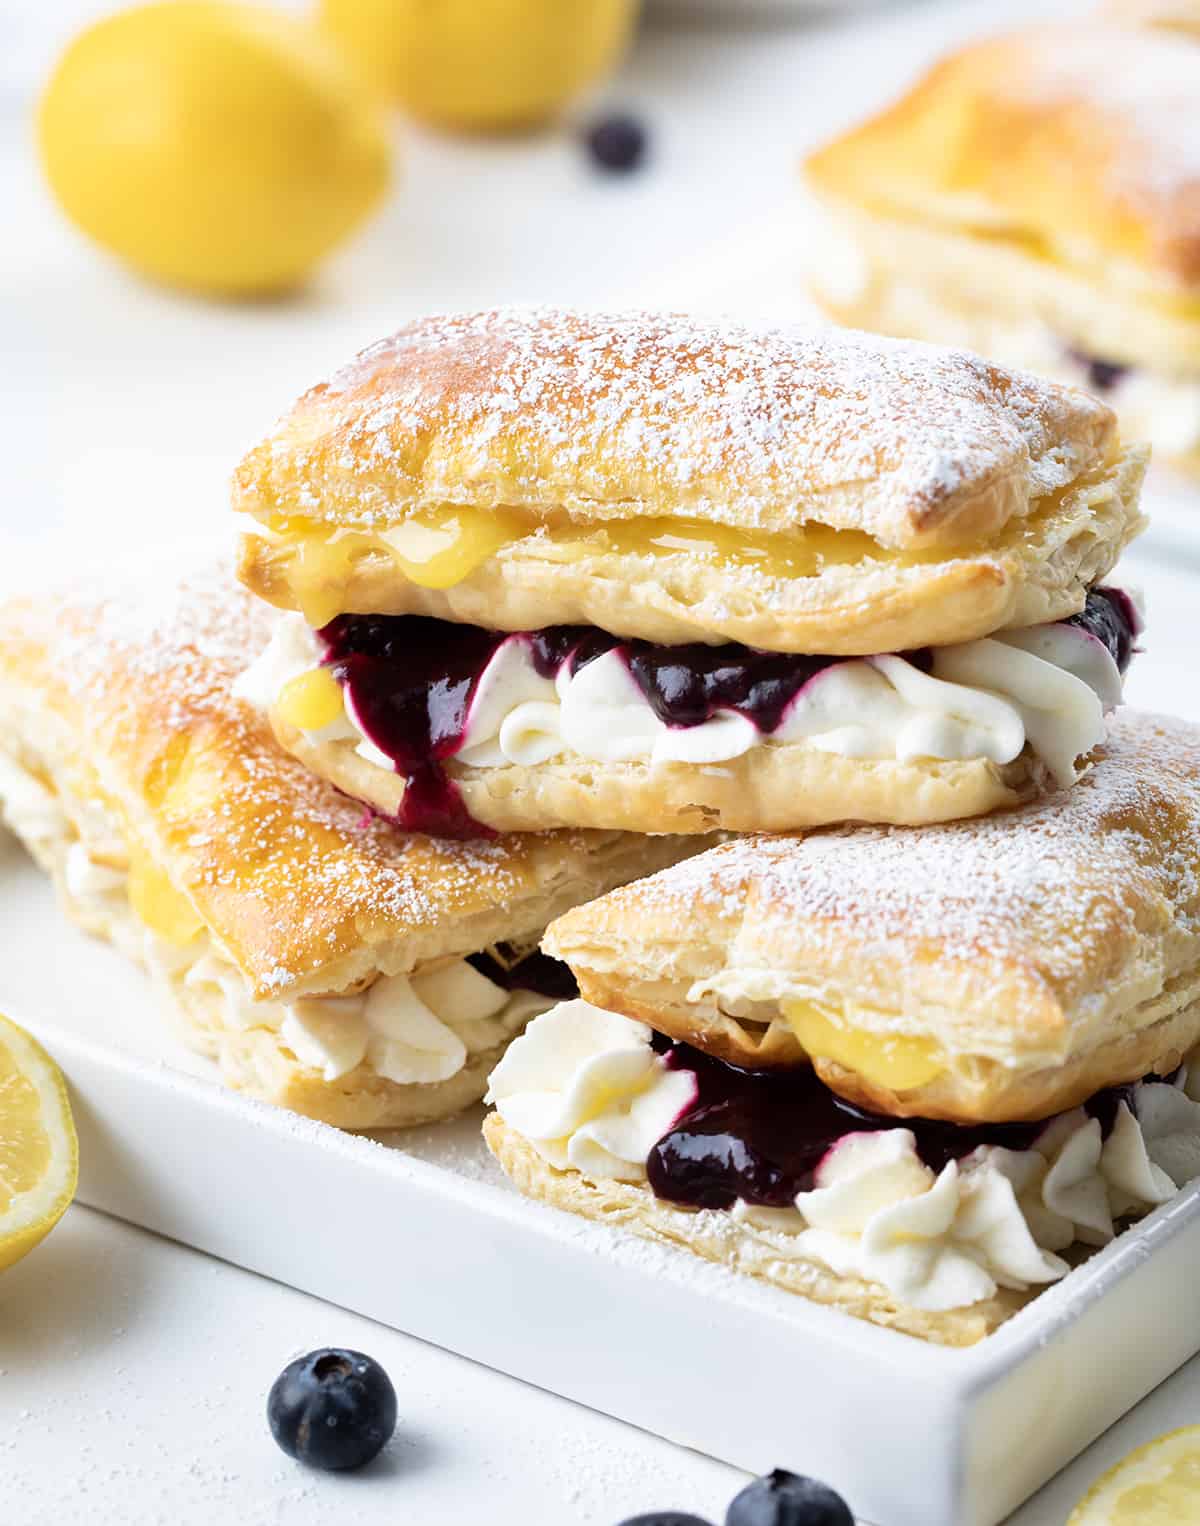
235,307,1114,546
610,710,1200,1006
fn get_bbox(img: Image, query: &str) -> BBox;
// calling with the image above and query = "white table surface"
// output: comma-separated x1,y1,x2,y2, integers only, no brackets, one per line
6,1,1200,1522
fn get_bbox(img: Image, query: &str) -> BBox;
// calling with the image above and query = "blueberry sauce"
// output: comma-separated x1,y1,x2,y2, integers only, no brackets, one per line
1065,347,1131,395
319,616,500,837
1065,586,1141,673
645,1036,1146,1211
318,586,1136,837
467,947,579,1002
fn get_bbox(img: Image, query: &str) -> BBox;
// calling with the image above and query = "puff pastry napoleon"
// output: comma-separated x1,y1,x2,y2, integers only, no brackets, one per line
233,308,1146,838
543,711,1200,1122
484,714,1200,1342
0,565,692,1130
805,25,1200,475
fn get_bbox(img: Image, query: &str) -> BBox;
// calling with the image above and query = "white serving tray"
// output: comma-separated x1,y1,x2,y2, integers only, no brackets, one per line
5,838,1200,1526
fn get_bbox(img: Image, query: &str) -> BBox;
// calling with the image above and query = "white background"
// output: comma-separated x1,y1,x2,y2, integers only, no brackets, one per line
6,1,1200,1523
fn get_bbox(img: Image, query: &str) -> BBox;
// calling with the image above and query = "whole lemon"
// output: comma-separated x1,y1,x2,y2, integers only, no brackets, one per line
38,1,393,297
318,0,638,131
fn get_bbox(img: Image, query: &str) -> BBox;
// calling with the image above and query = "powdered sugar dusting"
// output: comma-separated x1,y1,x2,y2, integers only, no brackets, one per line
1,561,611,990
1013,27,1200,242
235,308,1115,547
615,711,1200,1008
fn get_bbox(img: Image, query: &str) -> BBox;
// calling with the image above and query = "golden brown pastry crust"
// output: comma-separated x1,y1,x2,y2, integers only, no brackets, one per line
806,25,1200,295
544,713,1200,1124
274,712,1042,835
483,1114,1027,1346
233,309,1118,553
231,309,1143,653
0,566,693,1003
2,772,521,1131
238,444,1146,657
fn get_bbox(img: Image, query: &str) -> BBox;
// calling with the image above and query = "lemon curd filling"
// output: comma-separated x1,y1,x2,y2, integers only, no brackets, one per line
379,506,526,588
276,666,344,733
254,503,974,623
782,999,947,1092
250,468,1111,631
266,505,527,625
126,850,204,948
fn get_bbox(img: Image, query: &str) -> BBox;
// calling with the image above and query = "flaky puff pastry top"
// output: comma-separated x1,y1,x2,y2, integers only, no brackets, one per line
806,26,1200,304
234,308,1144,656
0,566,691,1002
545,712,1200,1125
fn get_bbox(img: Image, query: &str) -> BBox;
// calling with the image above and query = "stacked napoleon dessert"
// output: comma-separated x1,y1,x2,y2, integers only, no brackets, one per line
6,308,1197,1345
803,22,1200,478
0,566,692,1129
217,306,1200,1346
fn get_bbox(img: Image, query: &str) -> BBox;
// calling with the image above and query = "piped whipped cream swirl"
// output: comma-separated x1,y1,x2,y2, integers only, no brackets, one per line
236,591,1137,791
487,1004,1200,1313
486,1001,698,1180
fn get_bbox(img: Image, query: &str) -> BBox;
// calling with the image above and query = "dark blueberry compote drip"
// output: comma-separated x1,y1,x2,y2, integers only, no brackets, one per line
627,645,853,733
646,1036,1149,1212
529,626,932,731
1065,347,1131,395
467,946,579,1001
319,615,502,838
1065,586,1141,673
527,625,619,679
317,586,1135,836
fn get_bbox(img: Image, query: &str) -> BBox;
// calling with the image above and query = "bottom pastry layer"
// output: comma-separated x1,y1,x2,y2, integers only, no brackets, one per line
484,1003,1200,1344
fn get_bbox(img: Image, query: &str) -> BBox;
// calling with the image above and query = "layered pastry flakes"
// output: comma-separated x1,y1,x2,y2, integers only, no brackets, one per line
234,308,1146,837
0,566,692,1129
485,713,1200,1344
805,25,1200,475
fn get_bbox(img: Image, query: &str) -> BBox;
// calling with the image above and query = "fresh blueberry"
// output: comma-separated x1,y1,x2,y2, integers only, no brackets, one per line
616,1516,714,1525
1085,357,1130,393
267,1348,397,1471
1063,346,1129,394
586,113,648,173
726,1468,854,1526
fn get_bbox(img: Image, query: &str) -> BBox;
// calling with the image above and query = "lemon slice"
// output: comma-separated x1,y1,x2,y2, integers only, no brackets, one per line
0,1014,78,1271
1068,1427,1200,1523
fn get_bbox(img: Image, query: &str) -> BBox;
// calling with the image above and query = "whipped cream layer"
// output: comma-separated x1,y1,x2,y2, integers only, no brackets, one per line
487,1003,1200,1314
237,590,1137,823
0,755,556,1088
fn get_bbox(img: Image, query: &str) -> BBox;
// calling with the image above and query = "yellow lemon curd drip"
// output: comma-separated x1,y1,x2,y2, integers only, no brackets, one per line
782,999,946,1092
263,469,1096,623
563,517,920,577
265,507,942,620
378,505,526,588
276,505,526,625
0,1033,50,1210
276,667,344,732
127,851,204,948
